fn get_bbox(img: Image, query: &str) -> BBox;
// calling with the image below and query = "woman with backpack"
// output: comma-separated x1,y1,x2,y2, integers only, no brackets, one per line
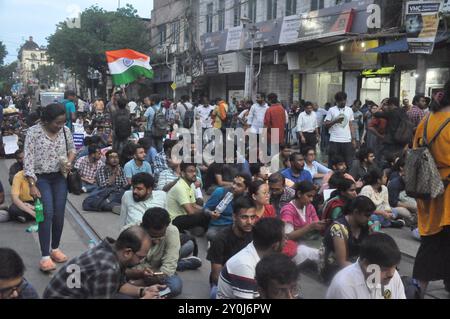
412,80,450,297
24,103,76,272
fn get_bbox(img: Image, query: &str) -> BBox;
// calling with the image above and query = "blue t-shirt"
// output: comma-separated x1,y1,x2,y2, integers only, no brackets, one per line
281,168,313,184
124,159,152,179
63,99,76,129
205,187,234,227
146,147,158,165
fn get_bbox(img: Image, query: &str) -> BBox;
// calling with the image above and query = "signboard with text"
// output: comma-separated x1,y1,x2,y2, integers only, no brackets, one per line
405,1,442,54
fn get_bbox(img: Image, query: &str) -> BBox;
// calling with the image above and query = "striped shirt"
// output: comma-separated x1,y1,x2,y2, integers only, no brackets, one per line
217,242,260,299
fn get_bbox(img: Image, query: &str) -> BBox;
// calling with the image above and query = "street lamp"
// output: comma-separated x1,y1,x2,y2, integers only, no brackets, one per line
241,16,259,101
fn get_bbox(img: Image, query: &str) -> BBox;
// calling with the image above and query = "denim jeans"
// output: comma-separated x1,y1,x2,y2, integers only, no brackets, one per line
179,240,195,259
210,285,218,299
36,172,68,257
81,182,98,193
370,209,399,228
164,274,183,297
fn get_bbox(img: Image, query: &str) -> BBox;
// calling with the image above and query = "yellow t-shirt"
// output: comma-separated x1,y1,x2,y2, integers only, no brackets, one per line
167,178,196,221
11,171,33,203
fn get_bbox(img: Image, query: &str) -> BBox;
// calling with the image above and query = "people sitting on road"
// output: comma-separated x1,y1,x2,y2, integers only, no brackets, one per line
348,147,379,188
255,253,300,299
156,154,181,191
321,175,358,222
249,180,276,220
268,173,295,218
269,143,291,174
119,173,166,226
207,195,256,299
125,208,186,298
281,181,326,266
0,181,9,223
320,155,358,193
74,144,104,193
204,174,252,242
96,149,128,190
8,170,35,223
249,162,270,182
44,226,165,299
8,149,24,185
360,169,407,229
319,196,375,284
326,233,406,299
217,218,285,299
124,144,152,185
0,248,39,299
167,162,210,234
153,139,178,180
302,147,331,186
281,152,313,186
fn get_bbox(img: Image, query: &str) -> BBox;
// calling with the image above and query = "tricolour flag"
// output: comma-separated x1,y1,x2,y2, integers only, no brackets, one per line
106,49,153,85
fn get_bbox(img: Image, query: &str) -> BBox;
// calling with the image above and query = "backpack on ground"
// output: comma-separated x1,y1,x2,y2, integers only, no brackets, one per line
404,115,450,199
114,110,131,140
82,186,125,212
182,103,195,129
394,117,415,145
152,106,168,137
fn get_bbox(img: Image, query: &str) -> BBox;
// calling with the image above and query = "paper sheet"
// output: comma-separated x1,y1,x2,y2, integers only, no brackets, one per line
3,134,19,155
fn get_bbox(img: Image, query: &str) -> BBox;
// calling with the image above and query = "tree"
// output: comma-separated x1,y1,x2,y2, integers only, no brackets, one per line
0,41,7,66
34,64,63,88
0,62,18,95
47,4,151,97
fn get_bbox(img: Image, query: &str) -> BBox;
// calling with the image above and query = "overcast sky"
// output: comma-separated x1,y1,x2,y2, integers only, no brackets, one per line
0,0,154,64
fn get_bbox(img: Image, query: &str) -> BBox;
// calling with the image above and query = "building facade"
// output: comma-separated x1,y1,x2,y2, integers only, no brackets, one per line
18,36,51,87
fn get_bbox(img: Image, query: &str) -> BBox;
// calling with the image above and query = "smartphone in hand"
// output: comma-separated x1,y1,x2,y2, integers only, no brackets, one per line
159,287,171,297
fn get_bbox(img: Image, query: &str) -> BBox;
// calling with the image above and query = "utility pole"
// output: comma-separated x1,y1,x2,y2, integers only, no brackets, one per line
241,17,258,101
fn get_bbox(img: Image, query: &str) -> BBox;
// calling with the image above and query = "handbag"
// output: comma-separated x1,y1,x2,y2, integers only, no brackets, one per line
62,128,82,194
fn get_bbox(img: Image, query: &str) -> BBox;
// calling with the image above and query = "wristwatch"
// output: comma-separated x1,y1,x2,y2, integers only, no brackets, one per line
139,287,145,298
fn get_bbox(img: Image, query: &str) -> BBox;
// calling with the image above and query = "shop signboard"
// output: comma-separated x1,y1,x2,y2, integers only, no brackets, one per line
203,56,219,74
297,9,355,42
341,40,380,70
405,1,442,54
297,45,340,73
226,26,244,51
243,19,283,49
218,52,245,74
279,15,301,44
201,31,227,55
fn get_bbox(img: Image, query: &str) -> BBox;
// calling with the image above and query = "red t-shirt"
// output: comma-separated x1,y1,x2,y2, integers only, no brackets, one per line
264,104,286,144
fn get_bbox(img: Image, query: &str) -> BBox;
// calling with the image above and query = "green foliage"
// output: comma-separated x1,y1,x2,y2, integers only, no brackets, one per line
34,64,62,87
0,41,7,66
47,4,151,87
0,61,18,95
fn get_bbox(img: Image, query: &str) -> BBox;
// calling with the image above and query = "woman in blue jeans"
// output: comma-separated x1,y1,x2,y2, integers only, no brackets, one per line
24,103,76,272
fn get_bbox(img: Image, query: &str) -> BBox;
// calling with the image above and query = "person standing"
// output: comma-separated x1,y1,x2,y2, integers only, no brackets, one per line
297,101,319,153
24,103,76,272
62,90,77,132
408,94,427,130
247,94,269,137
144,94,166,153
112,98,131,155
324,92,355,168
264,93,287,153
412,81,450,296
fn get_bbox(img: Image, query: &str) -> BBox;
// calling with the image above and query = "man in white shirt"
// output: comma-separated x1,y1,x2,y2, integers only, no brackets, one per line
246,94,269,135
297,101,319,153
326,233,406,299
120,173,166,228
324,91,356,168
195,97,214,130
217,218,285,299
175,95,194,127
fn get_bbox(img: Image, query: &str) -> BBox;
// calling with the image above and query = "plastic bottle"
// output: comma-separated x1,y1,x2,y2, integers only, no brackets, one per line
88,240,96,249
35,198,44,224
215,192,234,215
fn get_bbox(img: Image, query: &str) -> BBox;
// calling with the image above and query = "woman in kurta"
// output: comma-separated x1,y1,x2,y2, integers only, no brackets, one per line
412,81,450,296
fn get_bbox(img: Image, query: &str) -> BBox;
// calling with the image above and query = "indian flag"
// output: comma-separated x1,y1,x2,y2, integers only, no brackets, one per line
106,49,154,85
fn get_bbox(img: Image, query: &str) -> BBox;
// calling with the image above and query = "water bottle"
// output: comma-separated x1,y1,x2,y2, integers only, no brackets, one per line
215,192,234,215
88,240,96,249
35,198,44,224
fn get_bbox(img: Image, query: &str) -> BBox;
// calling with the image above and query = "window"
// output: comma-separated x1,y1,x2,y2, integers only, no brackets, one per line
41,53,45,59
218,0,225,31
267,0,277,20
206,3,213,33
233,0,241,27
286,0,297,16
172,21,180,45
311,0,324,11
158,24,167,46
248,0,257,23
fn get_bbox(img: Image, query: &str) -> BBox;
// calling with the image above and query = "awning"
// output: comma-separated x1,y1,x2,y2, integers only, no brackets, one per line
367,31,450,54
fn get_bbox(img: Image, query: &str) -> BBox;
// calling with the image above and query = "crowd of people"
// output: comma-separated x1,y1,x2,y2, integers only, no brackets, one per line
0,79,449,300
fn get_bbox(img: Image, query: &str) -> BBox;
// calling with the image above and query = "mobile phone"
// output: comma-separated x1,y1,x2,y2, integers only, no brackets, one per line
153,272,164,276
159,287,171,297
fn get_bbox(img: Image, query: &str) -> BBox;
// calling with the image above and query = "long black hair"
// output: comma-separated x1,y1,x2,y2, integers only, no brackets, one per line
40,103,66,123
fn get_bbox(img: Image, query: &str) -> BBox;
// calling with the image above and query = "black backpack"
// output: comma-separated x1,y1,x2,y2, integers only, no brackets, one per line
152,106,168,137
114,110,131,140
182,103,195,129
394,117,414,145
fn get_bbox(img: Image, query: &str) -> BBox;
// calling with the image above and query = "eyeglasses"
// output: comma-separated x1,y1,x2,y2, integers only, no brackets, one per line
0,280,24,298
